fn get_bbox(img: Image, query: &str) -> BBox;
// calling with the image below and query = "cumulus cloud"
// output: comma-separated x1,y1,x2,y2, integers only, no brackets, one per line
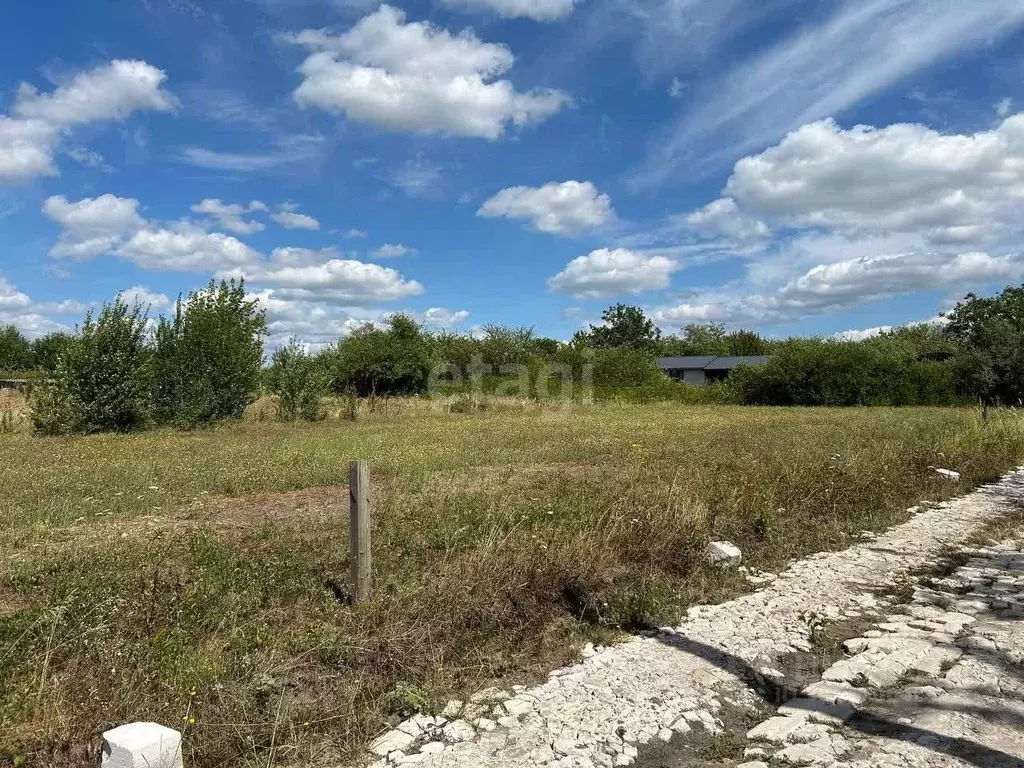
286,5,569,139
121,285,172,310
682,197,768,242
118,225,261,271
254,289,381,350
721,116,1024,248
653,250,1024,328
43,194,261,271
43,194,146,259
270,203,320,230
548,248,678,299
439,0,576,21
421,307,470,326
0,60,175,183
229,258,424,305
478,181,613,235
191,198,266,235
0,276,71,337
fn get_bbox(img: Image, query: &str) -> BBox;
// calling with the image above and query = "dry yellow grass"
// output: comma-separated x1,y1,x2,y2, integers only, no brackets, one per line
1,401,1022,767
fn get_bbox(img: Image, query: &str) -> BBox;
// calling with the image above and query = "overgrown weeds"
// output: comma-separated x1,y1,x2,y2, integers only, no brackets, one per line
1,404,1022,766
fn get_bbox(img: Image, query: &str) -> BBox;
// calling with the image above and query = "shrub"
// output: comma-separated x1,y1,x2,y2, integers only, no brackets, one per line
268,340,328,421
153,279,266,428
330,314,432,397
31,298,152,435
731,338,960,406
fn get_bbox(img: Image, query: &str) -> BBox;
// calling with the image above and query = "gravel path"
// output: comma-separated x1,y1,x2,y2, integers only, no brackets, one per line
363,469,1024,768
736,529,1024,767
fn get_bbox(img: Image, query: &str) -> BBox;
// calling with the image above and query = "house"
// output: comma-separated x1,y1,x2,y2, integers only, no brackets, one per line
657,355,769,387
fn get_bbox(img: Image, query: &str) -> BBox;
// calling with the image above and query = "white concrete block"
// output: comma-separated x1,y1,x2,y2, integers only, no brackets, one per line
101,722,182,768
707,541,742,568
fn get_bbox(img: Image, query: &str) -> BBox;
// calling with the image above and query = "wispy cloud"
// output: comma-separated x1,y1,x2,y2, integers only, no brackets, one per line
178,134,325,172
634,0,1024,186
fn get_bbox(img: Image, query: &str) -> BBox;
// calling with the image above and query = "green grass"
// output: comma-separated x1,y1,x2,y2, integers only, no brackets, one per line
1,400,1022,767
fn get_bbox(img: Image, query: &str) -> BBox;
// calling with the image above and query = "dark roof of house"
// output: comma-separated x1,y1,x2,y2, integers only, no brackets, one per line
703,355,769,371
656,356,718,370
657,355,769,371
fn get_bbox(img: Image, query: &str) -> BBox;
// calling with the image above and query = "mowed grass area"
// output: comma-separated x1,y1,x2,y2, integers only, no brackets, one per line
1,401,1023,767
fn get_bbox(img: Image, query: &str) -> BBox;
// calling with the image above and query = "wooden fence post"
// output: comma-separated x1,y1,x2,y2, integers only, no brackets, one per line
349,460,372,604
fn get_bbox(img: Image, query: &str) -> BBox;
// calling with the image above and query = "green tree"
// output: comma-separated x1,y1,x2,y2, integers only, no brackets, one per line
31,298,152,435
943,286,1024,405
682,323,729,355
331,314,433,396
31,332,74,372
725,329,768,356
586,304,661,352
267,339,328,421
153,279,266,427
480,324,535,374
0,325,33,372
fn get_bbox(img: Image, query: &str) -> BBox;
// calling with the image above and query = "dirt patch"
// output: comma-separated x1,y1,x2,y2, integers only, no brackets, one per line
632,701,766,768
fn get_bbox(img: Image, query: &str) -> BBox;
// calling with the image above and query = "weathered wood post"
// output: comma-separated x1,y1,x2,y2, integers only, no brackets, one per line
349,460,372,603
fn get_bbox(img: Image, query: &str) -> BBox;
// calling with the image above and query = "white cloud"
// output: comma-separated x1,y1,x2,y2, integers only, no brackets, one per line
832,316,945,342
390,157,443,197
178,134,325,172
654,250,1024,328
253,289,380,349
270,247,339,267
287,5,569,139
13,60,176,125
191,198,266,235
344,228,368,238
421,307,470,326
121,285,172,310
0,276,71,337
118,224,262,271
638,0,1024,184
43,194,146,259
723,115,1024,249
231,258,424,305
270,206,320,230
0,60,175,183
682,197,768,242
371,243,416,258
478,181,613,235
439,0,576,21
997,97,1014,118
548,248,678,298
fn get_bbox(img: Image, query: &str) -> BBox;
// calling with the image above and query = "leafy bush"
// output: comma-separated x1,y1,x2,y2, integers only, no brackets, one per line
153,279,266,428
330,314,432,397
267,340,328,421
731,338,960,406
944,285,1024,405
31,298,152,435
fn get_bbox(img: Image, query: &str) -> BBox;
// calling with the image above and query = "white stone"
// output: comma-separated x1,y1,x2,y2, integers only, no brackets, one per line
370,729,417,757
101,722,182,768
707,540,743,567
443,719,476,743
933,468,961,481
420,741,446,754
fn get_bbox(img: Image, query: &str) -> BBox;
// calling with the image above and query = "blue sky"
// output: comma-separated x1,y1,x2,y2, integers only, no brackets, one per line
2,0,1024,347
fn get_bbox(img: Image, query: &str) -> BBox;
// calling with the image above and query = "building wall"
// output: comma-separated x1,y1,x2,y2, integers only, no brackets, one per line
682,369,707,388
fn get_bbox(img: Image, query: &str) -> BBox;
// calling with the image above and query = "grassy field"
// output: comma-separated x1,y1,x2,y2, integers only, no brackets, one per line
1,399,1023,767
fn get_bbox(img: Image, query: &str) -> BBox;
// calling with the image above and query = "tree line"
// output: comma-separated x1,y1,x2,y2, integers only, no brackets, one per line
3,283,1023,436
